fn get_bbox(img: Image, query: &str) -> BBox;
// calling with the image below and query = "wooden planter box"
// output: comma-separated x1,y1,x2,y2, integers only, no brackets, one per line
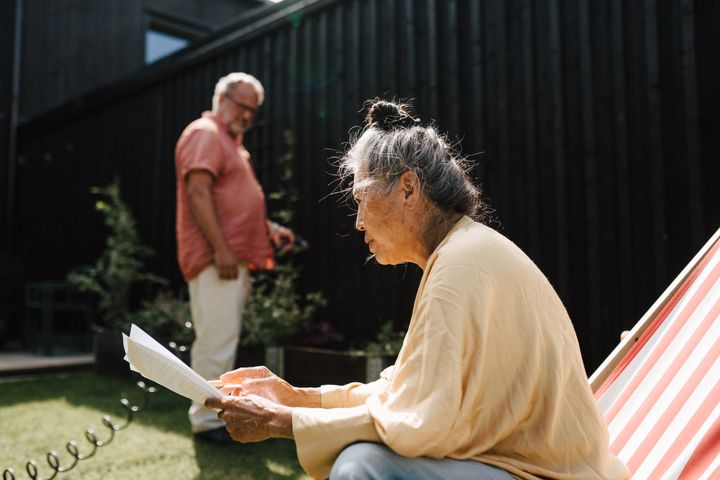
94,331,385,389
235,345,284,377
282,346,395,387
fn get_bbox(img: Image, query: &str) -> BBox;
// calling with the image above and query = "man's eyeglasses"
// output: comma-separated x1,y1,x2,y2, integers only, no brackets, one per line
224,94,258,115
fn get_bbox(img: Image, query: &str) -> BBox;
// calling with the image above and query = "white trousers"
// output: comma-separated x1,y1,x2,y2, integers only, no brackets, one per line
187,264,251,432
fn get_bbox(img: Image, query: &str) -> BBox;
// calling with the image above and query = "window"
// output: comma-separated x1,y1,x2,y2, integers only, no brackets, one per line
145,29,190,64
143,8,210,64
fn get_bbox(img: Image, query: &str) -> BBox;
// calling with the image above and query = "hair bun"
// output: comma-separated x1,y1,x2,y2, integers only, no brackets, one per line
366,99,421,131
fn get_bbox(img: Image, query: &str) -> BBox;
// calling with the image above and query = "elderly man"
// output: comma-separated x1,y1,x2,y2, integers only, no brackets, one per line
175,72,294,443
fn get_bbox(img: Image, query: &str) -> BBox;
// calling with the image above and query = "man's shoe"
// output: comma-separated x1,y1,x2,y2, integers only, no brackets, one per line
194,427,235,445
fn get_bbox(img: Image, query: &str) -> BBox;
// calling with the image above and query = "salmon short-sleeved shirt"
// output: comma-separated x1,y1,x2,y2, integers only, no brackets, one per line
175,111,274,281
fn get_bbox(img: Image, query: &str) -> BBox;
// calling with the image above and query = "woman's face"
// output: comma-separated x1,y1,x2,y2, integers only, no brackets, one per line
353,176,410,265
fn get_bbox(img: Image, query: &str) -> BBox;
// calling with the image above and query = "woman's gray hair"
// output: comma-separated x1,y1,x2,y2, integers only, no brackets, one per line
339,99,487,223
212,72,265,111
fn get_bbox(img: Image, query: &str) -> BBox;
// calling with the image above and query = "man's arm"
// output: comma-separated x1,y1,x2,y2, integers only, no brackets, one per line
186,169,239,279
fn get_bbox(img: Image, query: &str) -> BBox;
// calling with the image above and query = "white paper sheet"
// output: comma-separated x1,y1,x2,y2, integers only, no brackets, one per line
122,324,220,404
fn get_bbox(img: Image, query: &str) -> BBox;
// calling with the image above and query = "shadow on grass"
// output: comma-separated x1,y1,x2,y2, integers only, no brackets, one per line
193,438,305,479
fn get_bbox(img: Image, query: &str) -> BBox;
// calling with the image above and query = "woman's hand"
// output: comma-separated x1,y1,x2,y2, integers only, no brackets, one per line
219,366,320,407
205,394,293,442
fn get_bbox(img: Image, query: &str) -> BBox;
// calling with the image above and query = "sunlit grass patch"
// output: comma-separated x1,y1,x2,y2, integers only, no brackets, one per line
1,371,309,479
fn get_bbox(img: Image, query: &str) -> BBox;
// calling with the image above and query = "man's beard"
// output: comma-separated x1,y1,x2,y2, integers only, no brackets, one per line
229,121,248,138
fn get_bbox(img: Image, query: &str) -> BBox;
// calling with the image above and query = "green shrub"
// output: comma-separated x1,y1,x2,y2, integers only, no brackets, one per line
126,290,194,344
241,264,326,347
365,321,405,357
67,178,166,331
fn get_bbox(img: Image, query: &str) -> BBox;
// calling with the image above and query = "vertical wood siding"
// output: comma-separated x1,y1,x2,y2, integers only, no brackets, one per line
14,0,719,371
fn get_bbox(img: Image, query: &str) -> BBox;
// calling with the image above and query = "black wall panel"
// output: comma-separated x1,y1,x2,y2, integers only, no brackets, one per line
12,0,720,371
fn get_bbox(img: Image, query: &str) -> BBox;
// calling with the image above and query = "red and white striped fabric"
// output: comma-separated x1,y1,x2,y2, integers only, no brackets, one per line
594,235,720,479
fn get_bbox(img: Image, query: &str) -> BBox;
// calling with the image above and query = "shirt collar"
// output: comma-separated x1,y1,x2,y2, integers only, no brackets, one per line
202,111,244,146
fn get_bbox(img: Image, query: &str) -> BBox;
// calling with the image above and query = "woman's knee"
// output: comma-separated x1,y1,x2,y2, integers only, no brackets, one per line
329,442,395,480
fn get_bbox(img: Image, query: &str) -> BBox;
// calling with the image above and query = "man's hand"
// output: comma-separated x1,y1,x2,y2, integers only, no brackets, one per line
205,394,293,442
214,246,239,279
218,366,320,407
268,221,296,256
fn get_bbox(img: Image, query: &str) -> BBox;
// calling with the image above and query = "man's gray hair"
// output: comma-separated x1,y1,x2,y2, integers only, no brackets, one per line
212,72,265,111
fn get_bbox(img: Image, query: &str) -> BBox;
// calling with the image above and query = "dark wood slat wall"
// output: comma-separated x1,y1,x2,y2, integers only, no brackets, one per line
609,0,633,342
16,0,265,118
547,0,569,304
576,0,604,362
425,0,438,119
464,0,483,182
13,0,718,371
695,0,719,240
645,0,668,303
519,0,539,274
0,0,16,250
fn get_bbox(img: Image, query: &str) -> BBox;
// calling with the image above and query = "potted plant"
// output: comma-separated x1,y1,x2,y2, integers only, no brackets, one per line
239,262,326,375
66,178,166,376
363,321,405,379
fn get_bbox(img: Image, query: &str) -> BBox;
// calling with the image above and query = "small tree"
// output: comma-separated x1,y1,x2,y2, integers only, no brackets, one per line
67,178,166,331
241,263,325,346
241,131,326,346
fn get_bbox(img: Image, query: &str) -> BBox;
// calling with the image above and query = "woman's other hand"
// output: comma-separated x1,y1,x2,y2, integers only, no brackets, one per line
205,394,293,442
219,366,321,407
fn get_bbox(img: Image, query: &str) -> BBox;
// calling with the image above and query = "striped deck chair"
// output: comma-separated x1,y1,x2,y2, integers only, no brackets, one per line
590,227,720,479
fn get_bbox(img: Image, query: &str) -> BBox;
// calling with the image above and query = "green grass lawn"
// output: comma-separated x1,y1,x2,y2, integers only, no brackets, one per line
0,370,309,479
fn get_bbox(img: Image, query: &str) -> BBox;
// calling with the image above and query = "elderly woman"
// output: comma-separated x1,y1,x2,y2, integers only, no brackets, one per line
206,100,628,480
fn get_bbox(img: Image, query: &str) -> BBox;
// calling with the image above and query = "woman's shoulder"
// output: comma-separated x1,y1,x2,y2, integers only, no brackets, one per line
434,219,534,275
439,219,512,257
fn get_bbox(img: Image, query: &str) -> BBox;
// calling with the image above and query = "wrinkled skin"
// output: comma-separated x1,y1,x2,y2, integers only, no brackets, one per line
219,366,301,406
204,366,320,442
205,393,293,442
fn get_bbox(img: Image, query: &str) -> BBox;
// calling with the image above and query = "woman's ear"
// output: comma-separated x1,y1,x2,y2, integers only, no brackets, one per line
399,171,420,204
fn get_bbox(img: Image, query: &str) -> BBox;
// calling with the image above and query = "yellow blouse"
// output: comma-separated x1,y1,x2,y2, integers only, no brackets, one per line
292,217,628,480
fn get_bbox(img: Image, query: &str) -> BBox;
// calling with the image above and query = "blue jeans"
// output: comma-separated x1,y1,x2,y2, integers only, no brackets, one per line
329,442,515,480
